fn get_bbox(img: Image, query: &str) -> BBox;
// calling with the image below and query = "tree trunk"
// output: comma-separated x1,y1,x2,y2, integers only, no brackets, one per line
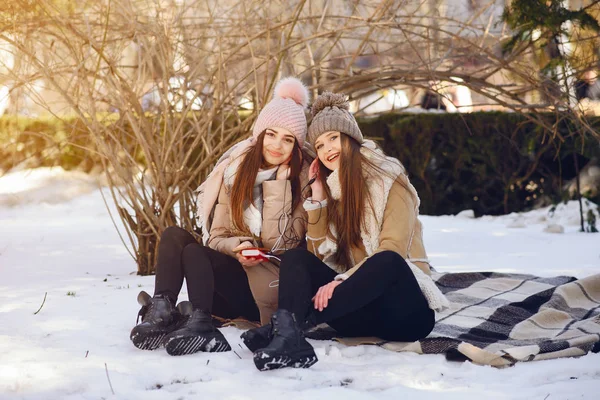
136,209,157,276
573,152,585,232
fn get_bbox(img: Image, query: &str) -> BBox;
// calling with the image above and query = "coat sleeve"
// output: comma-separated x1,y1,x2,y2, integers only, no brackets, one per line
207,183,253,258
260,180,307,251
336,180,423,280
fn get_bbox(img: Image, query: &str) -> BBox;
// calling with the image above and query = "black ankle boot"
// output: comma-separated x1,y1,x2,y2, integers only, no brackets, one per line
242,310,320,353
130,291,183,350
164,309,231,356
241,323,272,353
253,309,318,371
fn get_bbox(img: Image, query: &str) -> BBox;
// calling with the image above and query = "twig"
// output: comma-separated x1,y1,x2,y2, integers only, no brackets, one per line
33,292,47,315
85,350,89,358
104,363,115,395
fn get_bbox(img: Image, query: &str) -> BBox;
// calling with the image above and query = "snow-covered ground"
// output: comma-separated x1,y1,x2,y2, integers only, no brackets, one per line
1,168,599,400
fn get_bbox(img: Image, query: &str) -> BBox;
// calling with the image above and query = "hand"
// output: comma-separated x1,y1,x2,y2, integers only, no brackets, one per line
309,158,324,201
276,157,291,180
312,280,342,311
233,241,262,268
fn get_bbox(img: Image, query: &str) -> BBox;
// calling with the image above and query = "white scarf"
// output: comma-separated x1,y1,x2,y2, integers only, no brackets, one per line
317,140,449,311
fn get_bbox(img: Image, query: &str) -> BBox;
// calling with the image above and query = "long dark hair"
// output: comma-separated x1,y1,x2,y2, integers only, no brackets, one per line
319,135,414,269
230,131,303,235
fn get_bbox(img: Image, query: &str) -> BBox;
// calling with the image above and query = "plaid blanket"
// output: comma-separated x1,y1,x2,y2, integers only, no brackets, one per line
335,272,600,367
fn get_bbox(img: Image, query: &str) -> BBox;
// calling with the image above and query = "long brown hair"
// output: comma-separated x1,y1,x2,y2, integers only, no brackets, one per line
319,135,413,269
230,131,303,235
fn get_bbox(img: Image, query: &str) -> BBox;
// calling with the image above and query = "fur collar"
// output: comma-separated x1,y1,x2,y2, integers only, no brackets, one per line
320,143,417,261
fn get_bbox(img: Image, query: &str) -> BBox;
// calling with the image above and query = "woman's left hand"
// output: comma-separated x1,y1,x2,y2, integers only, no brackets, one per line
312,280,342,312
233,241,262,268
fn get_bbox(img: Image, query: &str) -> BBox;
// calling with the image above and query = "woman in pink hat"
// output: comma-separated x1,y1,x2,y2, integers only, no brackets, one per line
130,77,311,356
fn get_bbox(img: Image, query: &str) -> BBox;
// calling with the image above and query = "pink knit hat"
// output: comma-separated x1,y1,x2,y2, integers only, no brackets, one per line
252,77,309,147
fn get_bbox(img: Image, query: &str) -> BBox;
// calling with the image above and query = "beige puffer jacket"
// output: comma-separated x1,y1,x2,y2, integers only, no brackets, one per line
208,162,309,324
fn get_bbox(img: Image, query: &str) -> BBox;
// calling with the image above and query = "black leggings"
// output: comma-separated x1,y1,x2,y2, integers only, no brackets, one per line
278,248,434,342
153,226,260,322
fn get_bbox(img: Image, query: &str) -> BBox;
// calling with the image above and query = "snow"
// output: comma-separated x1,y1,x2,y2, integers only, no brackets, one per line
0,167,105,207
0,168,599,400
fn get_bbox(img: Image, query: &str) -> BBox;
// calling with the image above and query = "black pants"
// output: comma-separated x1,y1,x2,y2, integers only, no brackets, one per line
153,226,260,322
278,248,435,342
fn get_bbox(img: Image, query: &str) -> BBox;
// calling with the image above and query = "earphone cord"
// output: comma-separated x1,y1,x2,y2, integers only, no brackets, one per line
270,179,300,253
271,177,326,254
268,178,326,287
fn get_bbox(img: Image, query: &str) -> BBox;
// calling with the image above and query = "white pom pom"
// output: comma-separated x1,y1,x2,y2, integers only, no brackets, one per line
273,77,309,108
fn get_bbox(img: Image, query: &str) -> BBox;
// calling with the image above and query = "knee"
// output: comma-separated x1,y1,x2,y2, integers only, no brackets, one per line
160,226,195,247
280,248,316,273
281,248,313,267
362,251,407,275
372,251,404,265
181,243,210,266
160,226,189,242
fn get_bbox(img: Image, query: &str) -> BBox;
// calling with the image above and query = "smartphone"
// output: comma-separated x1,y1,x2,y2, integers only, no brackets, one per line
239,248,281,263
240,248,266,257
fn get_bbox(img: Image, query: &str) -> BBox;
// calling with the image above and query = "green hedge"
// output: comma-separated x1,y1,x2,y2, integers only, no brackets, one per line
358,112,600,216
1,112,599,216
0,117,96,173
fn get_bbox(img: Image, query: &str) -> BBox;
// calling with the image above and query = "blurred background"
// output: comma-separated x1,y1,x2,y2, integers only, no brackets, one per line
1,0,598,274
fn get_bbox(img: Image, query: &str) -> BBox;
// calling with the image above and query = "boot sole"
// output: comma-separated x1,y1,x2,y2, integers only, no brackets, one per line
253,348,318,371
240,330,270,353
130,331,167,351
166,331,231,356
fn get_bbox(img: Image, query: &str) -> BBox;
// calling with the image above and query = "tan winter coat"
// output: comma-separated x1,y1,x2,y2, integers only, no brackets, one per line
208,163,309,324
303,141,449,311
306,178,431,279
